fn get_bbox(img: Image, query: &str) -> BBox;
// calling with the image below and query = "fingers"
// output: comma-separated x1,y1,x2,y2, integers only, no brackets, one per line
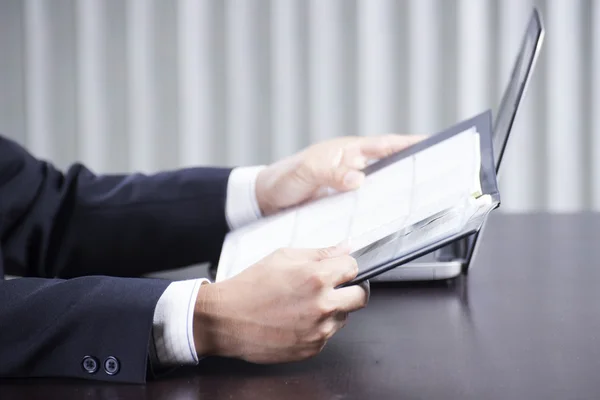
332,284,369,313
320,149,366,191
358,279,370,299
319,312,348,341
356,134,427,159
310,245,350,261
324,135,425,192
316,254,358,287
332,167,365,191
276,244,351,263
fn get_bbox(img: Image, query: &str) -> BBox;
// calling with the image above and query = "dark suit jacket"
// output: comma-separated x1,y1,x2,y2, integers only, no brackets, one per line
0,136,232,383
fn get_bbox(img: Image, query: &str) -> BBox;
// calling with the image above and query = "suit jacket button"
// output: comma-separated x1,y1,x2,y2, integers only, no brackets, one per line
82,356,99,374
104,356,120,375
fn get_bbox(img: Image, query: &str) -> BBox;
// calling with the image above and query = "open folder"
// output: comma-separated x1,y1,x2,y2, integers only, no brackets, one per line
216,110,500,285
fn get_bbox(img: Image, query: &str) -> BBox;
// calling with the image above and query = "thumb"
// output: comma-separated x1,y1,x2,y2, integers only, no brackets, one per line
311,243,351,261
328,166,365,191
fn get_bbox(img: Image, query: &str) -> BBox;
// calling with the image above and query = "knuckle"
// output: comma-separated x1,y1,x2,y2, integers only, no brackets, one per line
333,167,347,184
319,324,337,340
308,270,327,289
315,300,336,317
296,156,317,180
340,256,359,278
317,247,333,260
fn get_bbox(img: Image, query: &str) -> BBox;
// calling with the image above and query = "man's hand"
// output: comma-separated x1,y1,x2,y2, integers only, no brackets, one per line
255,134,424,216
193,245,367,363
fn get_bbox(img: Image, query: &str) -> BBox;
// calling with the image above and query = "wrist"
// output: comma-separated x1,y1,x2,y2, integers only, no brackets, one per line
255,167,278,217
193,282,236,358
193,282,218,357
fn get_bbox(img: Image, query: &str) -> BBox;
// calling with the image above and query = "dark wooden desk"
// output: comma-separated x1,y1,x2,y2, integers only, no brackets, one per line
2,213,600,399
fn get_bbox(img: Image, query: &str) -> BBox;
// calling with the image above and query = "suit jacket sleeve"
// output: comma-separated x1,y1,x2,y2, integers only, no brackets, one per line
1,136,232,278
0,136,232,382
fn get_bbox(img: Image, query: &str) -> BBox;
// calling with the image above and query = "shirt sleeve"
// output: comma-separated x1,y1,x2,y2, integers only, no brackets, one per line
225,166,266,230
151,166,266,367
151,279,208,366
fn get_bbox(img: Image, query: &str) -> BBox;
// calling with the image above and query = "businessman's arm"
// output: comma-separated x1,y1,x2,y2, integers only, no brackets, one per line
0,136,231,279
0,133,419,382
0,274,169,382
0,136,266,381
0,137,225,382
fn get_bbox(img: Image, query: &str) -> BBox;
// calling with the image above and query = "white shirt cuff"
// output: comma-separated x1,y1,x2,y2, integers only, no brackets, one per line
226,166,266,230
152,279,208,366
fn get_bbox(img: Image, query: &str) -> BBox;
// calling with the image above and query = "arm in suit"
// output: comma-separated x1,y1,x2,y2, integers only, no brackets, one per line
0,136,234,382
1,137,231,279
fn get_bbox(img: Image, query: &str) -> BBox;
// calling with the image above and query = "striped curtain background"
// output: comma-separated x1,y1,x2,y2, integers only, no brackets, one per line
0,0,596,213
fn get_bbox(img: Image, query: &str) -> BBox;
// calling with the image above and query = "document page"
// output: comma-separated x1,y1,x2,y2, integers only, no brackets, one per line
216,128,483,282
353,194,494,273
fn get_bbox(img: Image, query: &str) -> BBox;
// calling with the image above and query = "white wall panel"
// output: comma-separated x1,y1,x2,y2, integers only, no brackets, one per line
271,0,306,160
23,0,53,159
592,0,600,210
308,0,354,142
77,0,109,172
178,0,220,166
407,0,443,134
357,0,401,136
225,0,270,166
546,0,584,211
457,0,492,120
127,0,158,173
0,0,26,143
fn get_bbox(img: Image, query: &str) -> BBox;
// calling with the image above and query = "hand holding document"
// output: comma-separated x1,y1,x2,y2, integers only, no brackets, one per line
217,111,500,283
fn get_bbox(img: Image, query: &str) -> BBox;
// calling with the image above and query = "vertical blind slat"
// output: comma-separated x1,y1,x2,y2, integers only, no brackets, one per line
76,0,109,172
178,0,217,166
23,0,53,159
591,0,600,210
127,0,157,173
357,0,400,136
270,0,305,161
308,0,353,142
408,0,442,134
456,0,492,120
225,0,270,166
0,1,26,142
546,0,584,211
